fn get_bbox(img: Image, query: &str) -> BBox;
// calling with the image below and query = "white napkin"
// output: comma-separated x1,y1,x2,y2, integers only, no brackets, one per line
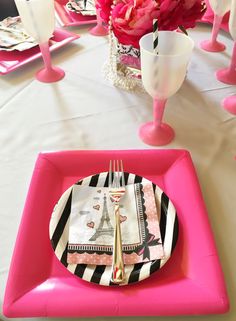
67,0,96,16
67,182,165,265
0,16,37,51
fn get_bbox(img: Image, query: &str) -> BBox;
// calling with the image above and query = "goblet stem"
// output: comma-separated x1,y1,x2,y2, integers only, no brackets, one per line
153,98,166,129
36,41,65,83
228,42,236,74
89,6,108,36
216,41,236,84
211,14,223,45
39,41,53,72
97,8,103,28
200,14,225,52
139,98,174,146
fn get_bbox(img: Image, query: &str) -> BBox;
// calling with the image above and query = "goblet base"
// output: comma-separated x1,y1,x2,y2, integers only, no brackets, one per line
222,95,236,115
216,68,236,85
139,122,175,146
200,40,225,52
89,24,108,36
36,66,65,83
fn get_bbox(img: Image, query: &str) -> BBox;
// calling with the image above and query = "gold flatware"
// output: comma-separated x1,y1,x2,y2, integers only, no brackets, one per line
109,159,126,284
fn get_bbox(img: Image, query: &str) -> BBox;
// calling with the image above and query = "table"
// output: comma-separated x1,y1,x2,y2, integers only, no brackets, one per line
0,23,235,321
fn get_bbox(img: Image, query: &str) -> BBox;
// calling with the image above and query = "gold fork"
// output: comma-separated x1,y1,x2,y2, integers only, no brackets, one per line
109,160,126,284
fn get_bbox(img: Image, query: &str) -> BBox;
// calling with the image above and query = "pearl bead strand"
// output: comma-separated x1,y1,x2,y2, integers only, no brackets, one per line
102,0,143,91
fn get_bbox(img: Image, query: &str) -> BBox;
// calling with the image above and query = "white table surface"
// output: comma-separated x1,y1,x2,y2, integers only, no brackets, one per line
0,23,236,321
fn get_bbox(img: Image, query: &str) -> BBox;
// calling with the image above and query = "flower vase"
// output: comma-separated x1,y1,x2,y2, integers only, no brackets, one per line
116,42,141,79
103,33,143,91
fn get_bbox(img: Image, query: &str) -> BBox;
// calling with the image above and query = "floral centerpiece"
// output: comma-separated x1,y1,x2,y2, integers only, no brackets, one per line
97,0,206,89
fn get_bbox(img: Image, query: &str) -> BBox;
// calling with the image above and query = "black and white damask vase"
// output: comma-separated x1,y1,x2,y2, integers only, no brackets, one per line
116,42,141,77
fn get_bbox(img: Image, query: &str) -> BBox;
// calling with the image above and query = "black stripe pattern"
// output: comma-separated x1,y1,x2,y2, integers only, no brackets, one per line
51,191,72,250
153,19,159,54
49,172,178,286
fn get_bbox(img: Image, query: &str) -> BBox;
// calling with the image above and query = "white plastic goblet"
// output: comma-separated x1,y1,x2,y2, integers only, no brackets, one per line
139,31,194,146
217,0,236,85
15,0,65,83
200,0,231,52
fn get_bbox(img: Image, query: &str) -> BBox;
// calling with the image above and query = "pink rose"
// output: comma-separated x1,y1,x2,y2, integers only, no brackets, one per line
112,0,158,48
155,0,186,31
155,0,205,31
182,0,206,29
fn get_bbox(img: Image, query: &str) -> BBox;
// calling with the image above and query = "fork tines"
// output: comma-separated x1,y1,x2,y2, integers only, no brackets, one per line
109,160,125,188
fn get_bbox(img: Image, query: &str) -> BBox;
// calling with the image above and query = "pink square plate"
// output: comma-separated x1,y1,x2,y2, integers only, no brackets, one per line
3,149,229,317
0,28,80,75
54,0,97,27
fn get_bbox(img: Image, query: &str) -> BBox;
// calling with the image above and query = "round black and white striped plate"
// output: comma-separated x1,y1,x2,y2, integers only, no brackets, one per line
49,172,178,286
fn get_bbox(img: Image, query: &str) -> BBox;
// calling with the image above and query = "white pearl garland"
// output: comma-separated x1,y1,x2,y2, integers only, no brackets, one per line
102,0,143,92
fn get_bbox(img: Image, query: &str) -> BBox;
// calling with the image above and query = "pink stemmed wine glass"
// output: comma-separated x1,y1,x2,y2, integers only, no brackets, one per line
89,0,108,36
139,31,194,146
222,95,236,114
15,0,65,83
200,0,231,52
221,0,236,114
216,0,236,85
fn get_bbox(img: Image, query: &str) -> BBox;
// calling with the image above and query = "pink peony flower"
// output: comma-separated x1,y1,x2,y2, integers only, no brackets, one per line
98,0,206,48
156,0,206,31
182,0,207,29
112,0,159,48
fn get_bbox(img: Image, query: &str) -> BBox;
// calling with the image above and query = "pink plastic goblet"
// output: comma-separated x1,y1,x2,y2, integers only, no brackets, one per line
200,0,231,52
217,0,236,85
89,1,108,36
216,42,236,84
139,31,194,146
15,0,65,83
222,95,236,114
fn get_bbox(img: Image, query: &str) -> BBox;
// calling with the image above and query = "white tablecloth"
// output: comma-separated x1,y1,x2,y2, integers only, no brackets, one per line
0,23,236,321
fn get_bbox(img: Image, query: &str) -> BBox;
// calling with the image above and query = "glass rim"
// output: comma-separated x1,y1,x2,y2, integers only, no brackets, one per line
139,31,194,58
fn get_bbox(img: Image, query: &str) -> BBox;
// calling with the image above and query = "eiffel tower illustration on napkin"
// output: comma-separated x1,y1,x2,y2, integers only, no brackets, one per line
89,194,114,241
